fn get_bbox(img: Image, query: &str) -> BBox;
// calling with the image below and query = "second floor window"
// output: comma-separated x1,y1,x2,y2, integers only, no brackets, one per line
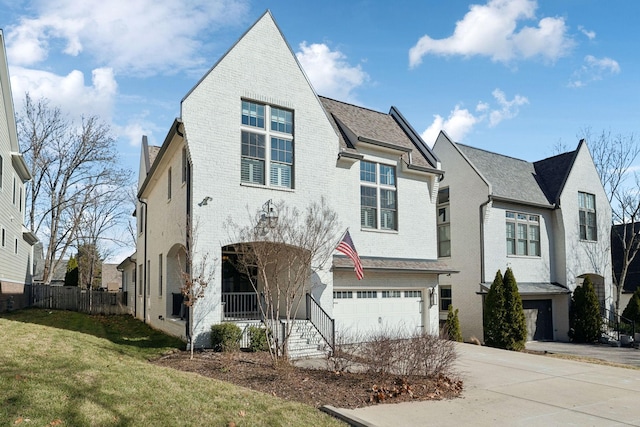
241,100,294,189
437,188,450,257
506,211,540,256
578,192,597,241
360,161,397,230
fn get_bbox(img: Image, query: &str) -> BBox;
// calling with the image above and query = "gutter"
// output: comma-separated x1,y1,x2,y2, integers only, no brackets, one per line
139,198,148,323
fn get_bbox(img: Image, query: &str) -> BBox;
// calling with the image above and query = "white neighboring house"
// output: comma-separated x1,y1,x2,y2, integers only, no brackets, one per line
0,30,38,304
132,11,451,352
433,132,613,342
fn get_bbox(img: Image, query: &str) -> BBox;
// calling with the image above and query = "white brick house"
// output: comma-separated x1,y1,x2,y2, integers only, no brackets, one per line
433,131,613,342
0,30,38,304
132,11,451,350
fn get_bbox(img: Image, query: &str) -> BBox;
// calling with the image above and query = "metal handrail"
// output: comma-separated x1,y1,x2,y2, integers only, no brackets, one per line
601,307,636,342
306,293,335,351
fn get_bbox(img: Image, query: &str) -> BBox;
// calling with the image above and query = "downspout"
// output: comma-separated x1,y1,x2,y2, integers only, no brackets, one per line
479,195,492,338
479,195,492,286
139,198,149,324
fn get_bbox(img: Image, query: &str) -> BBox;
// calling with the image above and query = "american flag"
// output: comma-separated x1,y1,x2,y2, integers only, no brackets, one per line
336,230,364,280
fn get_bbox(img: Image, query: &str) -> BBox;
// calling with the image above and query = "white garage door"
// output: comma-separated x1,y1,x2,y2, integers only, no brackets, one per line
333,290,423,338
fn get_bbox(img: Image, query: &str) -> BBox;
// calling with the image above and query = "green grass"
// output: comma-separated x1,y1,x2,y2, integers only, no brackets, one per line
0,308,344,427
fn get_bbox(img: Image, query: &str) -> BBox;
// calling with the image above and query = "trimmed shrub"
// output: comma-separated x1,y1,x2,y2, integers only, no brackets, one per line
247,325,270,352
484,270,506,348
569,276,602,343
210,323,242,352
503,268,527,351
484,268,527,350
444,305,463,342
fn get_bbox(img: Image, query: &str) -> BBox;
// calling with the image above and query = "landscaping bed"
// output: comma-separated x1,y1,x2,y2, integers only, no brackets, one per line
153,350,463,409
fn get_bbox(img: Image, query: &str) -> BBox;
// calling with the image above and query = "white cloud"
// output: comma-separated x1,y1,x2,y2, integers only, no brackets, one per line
421,89,528,144
421,106,479,146
10,65,117,120
578,25,596,40
488,88,529,126
568,55,620,88
296,42,369,102
409,0,573,68
118,118,155,148
5,0,249,75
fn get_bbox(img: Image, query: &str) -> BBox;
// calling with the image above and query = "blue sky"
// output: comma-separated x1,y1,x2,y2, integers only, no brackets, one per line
1,0,637,259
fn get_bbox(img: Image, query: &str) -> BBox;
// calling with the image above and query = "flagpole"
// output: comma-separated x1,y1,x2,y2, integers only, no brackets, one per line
314,227,349,270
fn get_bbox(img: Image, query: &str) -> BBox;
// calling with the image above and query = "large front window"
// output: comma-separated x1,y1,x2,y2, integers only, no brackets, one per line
506,211,540,256
241,100,294,188
360,161,397,230
578,192,597,241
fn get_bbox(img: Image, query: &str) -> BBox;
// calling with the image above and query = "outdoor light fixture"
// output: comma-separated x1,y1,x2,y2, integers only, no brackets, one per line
198,196,213,207
258,199,278,232
429,288,437,307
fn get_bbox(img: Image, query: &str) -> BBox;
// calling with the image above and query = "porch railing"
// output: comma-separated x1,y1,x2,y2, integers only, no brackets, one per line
602,308,635,342
222,292,260,320
306,293,334,351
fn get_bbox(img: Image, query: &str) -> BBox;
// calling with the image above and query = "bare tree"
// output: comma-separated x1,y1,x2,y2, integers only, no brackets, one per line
17,94,132,284
228,197,340,365
581,128,640,313
180,218,216,360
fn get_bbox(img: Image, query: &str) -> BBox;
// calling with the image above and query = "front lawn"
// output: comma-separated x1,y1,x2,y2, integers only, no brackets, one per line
0,309,343,426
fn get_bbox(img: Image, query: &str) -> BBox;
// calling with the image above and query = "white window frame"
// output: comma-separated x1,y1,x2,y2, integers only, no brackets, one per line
404,290,422,298
241,100,294,189
506,211,541,256
578,192,597,241
360,161,397,230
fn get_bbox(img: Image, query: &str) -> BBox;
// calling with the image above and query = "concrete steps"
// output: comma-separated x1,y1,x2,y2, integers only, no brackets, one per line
286,320,330,360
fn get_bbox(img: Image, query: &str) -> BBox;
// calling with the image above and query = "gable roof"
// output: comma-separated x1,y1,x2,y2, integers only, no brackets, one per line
454,142,582,208
457,144,553,207
319,96,440,171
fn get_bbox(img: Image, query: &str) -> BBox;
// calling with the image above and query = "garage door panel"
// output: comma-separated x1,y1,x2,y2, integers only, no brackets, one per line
333,290,423,337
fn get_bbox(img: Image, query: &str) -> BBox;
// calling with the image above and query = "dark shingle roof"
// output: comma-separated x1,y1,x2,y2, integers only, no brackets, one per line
319,96,435,169
457,144,553,206
333,255,457,274
533,151,577,204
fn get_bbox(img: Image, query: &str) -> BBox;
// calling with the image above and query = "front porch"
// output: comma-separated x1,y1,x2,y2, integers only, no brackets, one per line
221,291,335,358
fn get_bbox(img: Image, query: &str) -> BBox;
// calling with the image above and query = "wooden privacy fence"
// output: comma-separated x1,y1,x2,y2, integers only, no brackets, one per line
28,285,131,315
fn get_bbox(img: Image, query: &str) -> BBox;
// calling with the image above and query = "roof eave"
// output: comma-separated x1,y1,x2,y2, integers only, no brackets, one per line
12,153,32,182
137,119,182,199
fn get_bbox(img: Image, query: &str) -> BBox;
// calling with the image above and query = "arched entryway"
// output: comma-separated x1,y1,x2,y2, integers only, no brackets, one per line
166,244,187,319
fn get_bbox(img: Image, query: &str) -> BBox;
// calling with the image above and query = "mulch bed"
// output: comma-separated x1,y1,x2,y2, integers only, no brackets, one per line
153,350,463,409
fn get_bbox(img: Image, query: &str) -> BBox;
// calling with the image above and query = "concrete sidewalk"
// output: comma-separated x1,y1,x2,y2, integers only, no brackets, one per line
326,343,640,426
526,340,640,367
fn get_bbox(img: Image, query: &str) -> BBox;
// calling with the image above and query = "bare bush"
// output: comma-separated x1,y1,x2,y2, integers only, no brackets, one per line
359,328,457,378
326,329,367,373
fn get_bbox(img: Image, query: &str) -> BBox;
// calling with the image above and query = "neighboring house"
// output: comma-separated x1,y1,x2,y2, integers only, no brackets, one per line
134,11,451,350
100,263,122,292
0,30,38,303
433,132,613,342
116,253,136,309
611,223,640,312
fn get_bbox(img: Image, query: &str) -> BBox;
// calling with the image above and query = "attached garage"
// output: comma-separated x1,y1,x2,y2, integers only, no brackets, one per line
482,281,571,342
331,255,457,338
333,289,424,337
523,299,553,341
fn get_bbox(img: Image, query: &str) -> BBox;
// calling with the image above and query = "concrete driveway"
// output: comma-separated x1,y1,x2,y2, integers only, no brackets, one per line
325,343,640,426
